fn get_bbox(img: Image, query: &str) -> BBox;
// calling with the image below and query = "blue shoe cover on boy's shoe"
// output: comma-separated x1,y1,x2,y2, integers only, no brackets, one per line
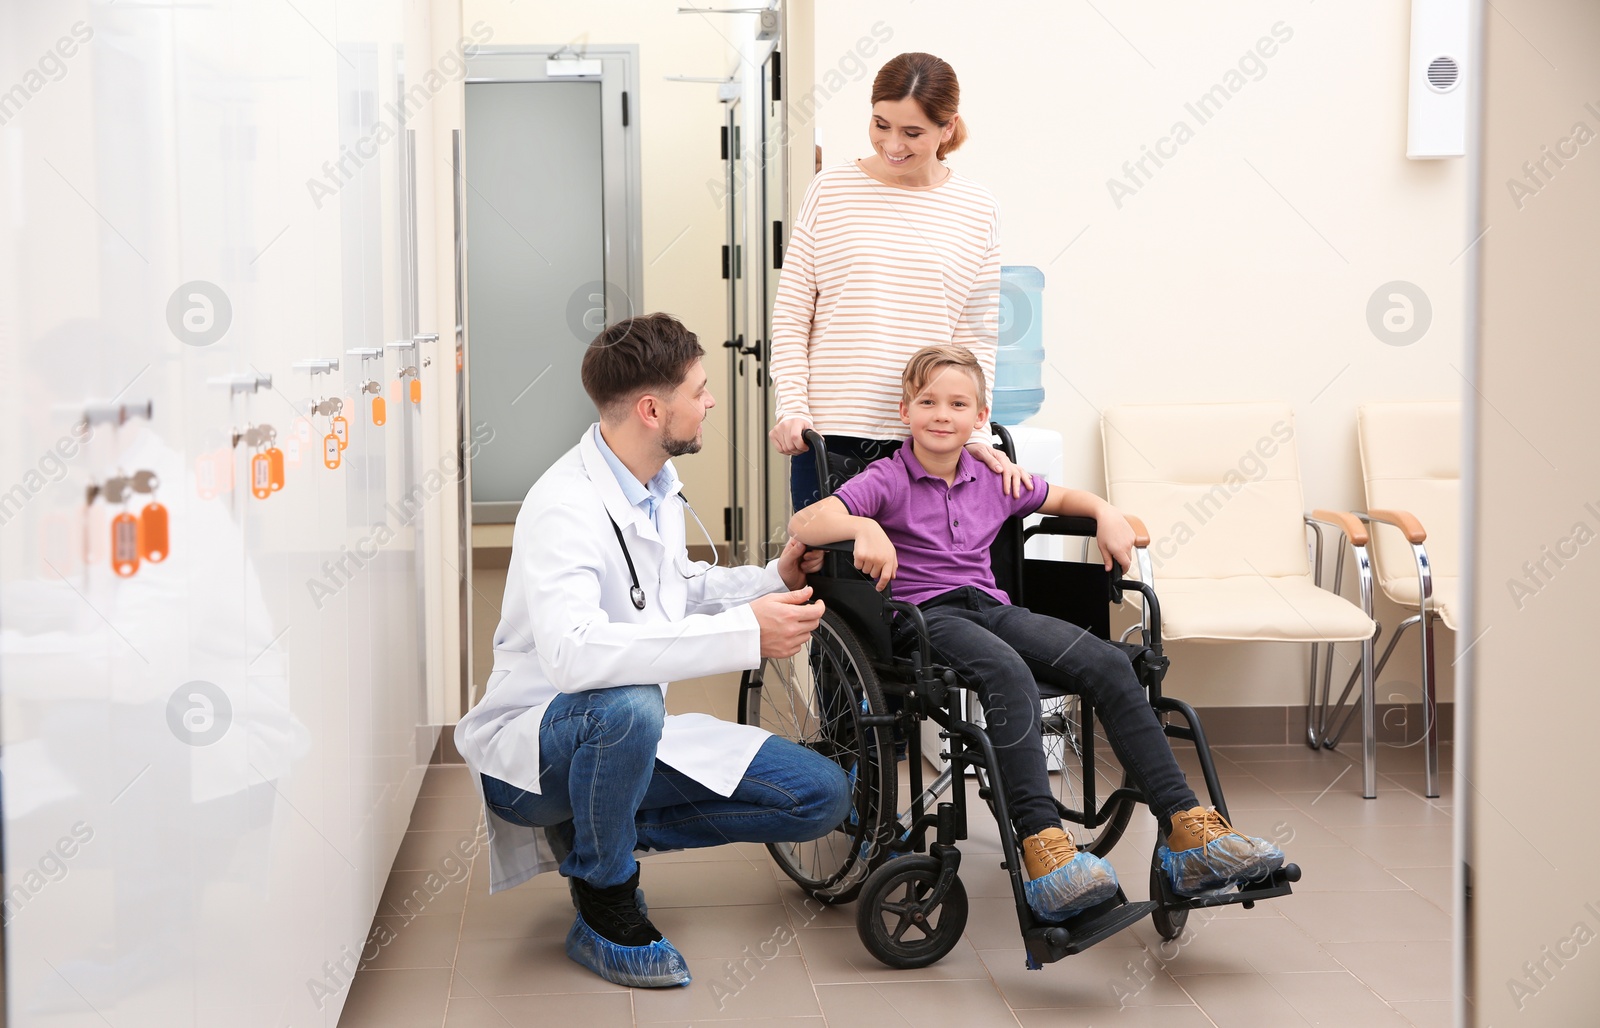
1160,806,1285,897
565,914,690,988
1021,827,1120,921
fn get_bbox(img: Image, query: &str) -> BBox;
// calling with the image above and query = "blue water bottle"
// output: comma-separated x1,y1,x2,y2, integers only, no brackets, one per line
992,266,1045,425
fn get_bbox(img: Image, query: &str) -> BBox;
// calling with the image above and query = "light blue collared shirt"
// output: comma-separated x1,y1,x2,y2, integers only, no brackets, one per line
592,424,676,531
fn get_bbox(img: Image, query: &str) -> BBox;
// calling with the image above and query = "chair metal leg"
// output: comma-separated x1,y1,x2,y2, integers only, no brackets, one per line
1313,542,1347,746
1422,611,1440,798
1305,641,1322,748
1325,615,1414,748
1305,525,1326,747
1408,540,1440,800
1355,545,1377,799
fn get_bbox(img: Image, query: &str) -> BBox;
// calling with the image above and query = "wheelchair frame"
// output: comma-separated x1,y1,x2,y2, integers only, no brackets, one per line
740,425,1299,970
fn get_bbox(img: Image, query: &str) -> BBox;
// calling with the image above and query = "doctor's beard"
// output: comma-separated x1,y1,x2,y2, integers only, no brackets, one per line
661,431,702,458
660,412,703,457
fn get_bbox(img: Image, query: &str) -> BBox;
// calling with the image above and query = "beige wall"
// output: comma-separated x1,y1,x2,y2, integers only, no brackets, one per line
811,0,1470,709
1467,0,1600,1022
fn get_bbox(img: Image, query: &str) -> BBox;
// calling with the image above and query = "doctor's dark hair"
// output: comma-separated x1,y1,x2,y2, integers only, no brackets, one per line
581,313,706,421
872,52,967,160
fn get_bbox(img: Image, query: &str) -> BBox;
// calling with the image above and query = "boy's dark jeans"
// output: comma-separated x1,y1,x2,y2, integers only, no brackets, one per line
913,587,1200,837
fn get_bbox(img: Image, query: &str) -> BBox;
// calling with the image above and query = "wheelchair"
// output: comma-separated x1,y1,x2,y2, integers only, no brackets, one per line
738,425,1300,970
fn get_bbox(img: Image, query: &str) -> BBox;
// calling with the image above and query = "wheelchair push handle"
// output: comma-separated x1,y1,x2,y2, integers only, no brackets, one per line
800,428,832,499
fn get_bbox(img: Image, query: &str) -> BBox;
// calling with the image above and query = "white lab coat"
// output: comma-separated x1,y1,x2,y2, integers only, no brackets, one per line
455,426,784,892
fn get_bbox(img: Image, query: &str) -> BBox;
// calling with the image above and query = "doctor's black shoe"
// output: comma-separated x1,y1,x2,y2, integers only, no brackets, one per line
567,871,690,988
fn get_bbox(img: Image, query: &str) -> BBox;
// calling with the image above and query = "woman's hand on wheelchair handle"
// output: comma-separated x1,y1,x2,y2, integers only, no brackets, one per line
854,524,898,591
966,441,1033,499
770,417,813,456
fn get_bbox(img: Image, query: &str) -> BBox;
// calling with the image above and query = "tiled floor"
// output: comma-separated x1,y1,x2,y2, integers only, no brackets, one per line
339,672,1455,1027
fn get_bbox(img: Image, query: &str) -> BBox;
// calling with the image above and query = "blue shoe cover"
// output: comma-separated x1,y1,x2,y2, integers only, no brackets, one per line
1159,835,1285,898
565,913,691,988
1024,851,1119,921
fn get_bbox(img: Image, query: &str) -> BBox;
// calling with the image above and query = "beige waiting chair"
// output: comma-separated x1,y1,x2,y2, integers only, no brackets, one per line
1315,401,1459,799
1101,402,1383,797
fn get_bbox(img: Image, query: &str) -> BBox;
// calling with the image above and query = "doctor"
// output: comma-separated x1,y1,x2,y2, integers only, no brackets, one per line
455,312,850,990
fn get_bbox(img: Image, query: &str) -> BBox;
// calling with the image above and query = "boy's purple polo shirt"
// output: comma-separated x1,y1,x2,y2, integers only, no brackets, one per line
833,442,1047,606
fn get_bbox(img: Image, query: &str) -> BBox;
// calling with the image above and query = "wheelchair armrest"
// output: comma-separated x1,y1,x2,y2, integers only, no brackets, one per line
1023,513,1152,548
1023,516,1099,539
1020,516,1135,605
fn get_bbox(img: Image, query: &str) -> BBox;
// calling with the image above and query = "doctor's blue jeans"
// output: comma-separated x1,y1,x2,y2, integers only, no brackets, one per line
480,684,851,889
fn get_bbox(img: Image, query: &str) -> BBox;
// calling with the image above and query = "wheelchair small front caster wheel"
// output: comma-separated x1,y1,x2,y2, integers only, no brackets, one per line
1150,862,1188,941
856,855,968,969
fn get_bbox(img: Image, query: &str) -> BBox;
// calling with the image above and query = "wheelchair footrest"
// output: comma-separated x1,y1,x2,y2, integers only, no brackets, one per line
1022,889,1159,969
1162,863,1301,912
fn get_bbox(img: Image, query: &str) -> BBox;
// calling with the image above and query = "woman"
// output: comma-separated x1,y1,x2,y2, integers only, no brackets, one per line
769,51,1027,508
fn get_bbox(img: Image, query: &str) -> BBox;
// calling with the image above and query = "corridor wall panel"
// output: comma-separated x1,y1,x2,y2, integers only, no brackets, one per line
0,1,450,1023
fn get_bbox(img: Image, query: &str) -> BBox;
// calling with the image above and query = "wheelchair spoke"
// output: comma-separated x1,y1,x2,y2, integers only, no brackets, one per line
882,884,934,943
740,609,897,901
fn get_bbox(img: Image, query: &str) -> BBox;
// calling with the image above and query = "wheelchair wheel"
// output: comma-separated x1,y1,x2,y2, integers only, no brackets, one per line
739,608,898,904
1150,858,1188,941
1042,694,1136,856
856,855,968,970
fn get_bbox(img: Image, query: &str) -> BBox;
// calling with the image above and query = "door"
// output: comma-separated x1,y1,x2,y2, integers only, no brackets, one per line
462,49,641,523
723,96,752,562
757,44,789,560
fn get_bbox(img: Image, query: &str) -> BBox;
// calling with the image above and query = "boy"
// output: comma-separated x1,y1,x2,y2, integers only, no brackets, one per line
789,345,1285,921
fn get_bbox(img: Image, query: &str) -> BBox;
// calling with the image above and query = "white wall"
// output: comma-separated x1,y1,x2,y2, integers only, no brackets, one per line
0,0,452,1022
811,0,1470,709
1467,0,1600,1021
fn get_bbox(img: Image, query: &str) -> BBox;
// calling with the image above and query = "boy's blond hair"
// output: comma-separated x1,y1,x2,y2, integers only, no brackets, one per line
901,345,988,406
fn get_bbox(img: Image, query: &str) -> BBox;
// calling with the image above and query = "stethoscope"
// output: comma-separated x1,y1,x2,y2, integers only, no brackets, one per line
607,492,721,611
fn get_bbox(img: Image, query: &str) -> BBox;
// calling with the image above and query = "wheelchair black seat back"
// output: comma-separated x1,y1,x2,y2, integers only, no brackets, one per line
738,424,1298,971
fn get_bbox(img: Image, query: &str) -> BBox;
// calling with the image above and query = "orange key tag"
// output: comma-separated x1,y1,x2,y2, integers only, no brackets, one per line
266,447,285,491
409,378,421,404
332,415,349,451
323,433,341,469
251,451,272,499
112,512,140,577
139,502,169,562
372,395,386,426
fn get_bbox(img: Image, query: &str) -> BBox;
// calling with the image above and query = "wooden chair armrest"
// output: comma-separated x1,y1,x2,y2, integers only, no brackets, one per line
1363,508,1427,544
1307,509,1370,547
1124,513,1151,548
